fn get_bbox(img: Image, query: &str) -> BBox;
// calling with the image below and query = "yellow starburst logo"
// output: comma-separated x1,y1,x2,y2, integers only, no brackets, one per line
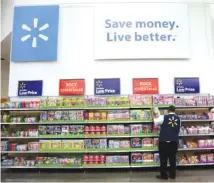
168,116,178,127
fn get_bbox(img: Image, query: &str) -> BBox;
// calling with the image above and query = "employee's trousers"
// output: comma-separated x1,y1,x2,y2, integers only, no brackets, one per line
158,141,178,178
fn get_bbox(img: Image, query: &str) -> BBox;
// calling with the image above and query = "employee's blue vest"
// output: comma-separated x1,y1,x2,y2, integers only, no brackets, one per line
159,114,181,142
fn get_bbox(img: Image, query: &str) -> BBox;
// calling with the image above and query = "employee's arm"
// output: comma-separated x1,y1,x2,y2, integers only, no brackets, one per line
153,115,164,126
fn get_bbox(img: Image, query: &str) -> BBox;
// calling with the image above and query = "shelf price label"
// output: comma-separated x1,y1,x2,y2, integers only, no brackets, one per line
18,80,43,96
174,77,200,94
133,78,159,94
59,79,85,95
94,78,120,95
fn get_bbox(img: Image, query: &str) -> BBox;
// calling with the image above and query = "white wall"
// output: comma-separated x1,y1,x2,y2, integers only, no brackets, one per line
7,0,214,96
1,60,10,98
1,0,14,41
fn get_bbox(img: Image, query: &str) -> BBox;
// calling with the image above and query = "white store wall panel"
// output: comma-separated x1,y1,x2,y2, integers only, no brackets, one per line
7,2,214,96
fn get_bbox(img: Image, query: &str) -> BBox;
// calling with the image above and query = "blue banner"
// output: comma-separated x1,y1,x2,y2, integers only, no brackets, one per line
174,78,200,94
94,78,120,95
11,5,59,62
18,80,43,96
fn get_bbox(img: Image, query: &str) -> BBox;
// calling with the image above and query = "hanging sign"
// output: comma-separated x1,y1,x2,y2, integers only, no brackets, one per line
18,80,43,96
174,77,200,93
133,78,159,94
94,78,120,95
59,79,85,95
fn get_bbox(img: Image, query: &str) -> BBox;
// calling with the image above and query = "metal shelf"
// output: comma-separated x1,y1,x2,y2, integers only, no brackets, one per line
178,163,214,166
178,147,214,151
179,133,214,137
2,147,213,154
1,123,40,125
1,108,40,111
181,119,214,122
2,133,214,139
1,166,37,169
2,163,213,169
1,120,153,125
2,105,214,111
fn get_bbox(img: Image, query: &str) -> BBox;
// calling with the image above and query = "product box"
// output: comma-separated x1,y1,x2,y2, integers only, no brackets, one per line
107,110,130,121
142,153,154,163
129,95,153,106
108,140,120,149
142,110,152,121
99,139,107,149
131,153,143,164
120,140,130,148
85,96,107,107
61,140,73,150
51,140,61,150
130,125,142,134
142,124,152,133
39,140,51,150
106,96,129,107
61,125,69,135
153,95,174,106
154,153,160,163
72,140,84,149
130,110,142,121
131,138,142,148
142,138,154,147
106,155,129,165
38,126,47,135
84,139,93,149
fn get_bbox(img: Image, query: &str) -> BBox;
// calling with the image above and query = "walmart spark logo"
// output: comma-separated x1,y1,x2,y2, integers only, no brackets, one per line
19,82,26,90
21,18,49,48
176,79,182,86
96,80,103,87
168,116,178,127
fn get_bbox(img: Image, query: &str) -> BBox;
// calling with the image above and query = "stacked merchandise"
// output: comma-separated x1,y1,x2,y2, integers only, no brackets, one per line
40,97,85,108
106,155,129,166
129,95,153,107
180,125,214,135
1,141,39,152
1,127,38,137
39,140,84,151
178,153,214,165
36,156,82,167
84,125,107,135
108,140,130,149
39,125,84,137
40,110,84,122
84,139,107,149
131,138,159,149
1,100,40,109
83,155,105,165
131,153,160,165
179,139,214,149
1,114,39,123
1,94,214,169
153,95,174,106
1,94,214,109
129,110,152,121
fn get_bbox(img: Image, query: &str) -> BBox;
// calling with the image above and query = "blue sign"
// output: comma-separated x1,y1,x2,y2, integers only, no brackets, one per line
94,78,120,95
11,5,59,62
174,78,200,94
18,80,43,96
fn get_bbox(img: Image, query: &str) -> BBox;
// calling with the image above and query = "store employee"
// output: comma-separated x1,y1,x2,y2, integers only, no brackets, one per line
153,105,181,180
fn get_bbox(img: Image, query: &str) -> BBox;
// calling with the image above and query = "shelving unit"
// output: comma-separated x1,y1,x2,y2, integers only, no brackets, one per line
1,95,214,169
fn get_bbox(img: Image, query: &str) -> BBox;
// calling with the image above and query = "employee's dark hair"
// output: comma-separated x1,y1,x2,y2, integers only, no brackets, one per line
168,105,176,113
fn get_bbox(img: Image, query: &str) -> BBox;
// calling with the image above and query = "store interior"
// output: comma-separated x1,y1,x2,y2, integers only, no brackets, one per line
1,0,214,182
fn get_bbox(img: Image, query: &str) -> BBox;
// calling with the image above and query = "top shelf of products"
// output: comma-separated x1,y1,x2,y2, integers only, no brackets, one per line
1,95,214,111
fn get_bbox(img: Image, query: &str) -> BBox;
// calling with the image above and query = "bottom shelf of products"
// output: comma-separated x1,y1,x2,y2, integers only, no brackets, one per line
2,152,214,169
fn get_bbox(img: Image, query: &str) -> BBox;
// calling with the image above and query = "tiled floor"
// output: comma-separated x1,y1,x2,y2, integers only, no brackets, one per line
2,168,214,182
